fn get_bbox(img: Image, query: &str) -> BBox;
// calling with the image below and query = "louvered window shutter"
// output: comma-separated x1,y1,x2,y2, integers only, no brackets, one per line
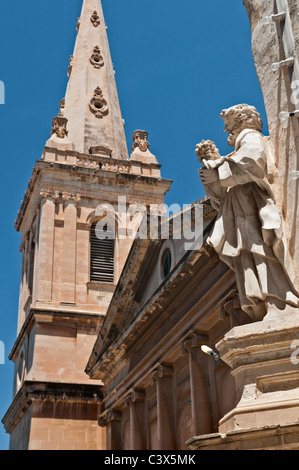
90,223,115,283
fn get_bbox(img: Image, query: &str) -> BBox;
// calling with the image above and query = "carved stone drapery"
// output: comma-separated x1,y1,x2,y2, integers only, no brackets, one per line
198,103,299,321
89,87,109,119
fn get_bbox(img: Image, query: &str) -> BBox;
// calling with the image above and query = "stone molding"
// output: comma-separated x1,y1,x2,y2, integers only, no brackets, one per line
2,381,103,435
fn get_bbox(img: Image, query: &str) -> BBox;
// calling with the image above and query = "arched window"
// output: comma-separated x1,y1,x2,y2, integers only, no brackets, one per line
90,222,115,283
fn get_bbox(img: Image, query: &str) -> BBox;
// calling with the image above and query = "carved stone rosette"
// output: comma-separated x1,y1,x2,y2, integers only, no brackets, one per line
89,87,109,119
132,130,150,152
90,46,104,69
90,11,100,27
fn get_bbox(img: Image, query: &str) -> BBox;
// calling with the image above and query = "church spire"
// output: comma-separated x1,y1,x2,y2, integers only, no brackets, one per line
63,0,129,159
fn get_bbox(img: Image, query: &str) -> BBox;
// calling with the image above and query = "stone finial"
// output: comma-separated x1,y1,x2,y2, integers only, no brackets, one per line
50,98,68,139
89,87,109,119
67,56,74,78
132,130,150,153
130,130,159,165
51,115,68,139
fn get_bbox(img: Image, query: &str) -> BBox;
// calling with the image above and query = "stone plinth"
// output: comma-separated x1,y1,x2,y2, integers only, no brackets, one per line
217,311,299,434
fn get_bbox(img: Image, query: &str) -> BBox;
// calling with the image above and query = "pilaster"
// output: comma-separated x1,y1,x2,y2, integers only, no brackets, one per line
150,363,175,450
36,190,59,302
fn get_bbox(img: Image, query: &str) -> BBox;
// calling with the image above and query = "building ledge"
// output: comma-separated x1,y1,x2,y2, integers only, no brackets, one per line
186,422,299,450
2,380,103,435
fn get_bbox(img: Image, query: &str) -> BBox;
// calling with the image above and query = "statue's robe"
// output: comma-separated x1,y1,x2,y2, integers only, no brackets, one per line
202,128,299,320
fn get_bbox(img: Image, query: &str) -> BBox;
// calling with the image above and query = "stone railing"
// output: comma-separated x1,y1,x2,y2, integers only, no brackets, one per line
42,147,162,179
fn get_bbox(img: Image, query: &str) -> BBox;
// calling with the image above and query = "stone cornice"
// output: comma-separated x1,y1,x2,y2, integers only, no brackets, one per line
9,308,103,362
2,381,103,435
14,158,172,232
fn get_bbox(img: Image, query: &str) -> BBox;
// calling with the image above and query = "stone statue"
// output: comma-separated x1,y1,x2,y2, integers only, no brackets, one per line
197,104,299,321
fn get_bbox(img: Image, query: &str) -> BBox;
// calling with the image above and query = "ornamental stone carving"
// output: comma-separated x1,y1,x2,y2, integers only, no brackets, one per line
62,193,81,206
180,331,208,356
150,363,173,385
197,103,299,321
51,99,68,139
124,390,145,407
98,409,122,427
90,11,100,27
89,87,109,119
40,189,60,203
90,46,104,69
68,56,74,78
132,130,150,153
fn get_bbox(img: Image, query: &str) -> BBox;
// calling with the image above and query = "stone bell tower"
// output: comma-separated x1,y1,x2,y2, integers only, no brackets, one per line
2,0,171,450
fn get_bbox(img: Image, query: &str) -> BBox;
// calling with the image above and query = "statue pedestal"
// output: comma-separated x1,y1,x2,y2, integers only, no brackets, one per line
217,308,299,434
187,309,299,450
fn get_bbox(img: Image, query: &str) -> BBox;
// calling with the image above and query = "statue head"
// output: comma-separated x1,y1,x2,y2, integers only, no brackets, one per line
220,104,263,147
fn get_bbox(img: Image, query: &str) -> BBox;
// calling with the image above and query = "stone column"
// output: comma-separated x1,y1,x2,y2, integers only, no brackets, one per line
99,410,122,450
125,390,146,450
36,190,59,302
61,193,81,305
180,331,212,436
151,363,175,450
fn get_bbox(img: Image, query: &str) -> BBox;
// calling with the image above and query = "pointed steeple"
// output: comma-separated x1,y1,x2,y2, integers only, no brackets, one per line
63,0,129,159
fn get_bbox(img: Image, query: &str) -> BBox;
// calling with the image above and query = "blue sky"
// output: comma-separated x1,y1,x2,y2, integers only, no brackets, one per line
0,0,267,450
